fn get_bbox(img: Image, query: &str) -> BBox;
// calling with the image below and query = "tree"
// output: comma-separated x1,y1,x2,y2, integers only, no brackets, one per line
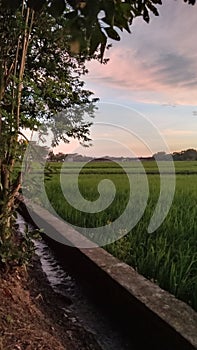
153,151,171,161
0,0,196,267
173,149,197,161
0,5,97,267
47,150,57,162
47,151,69,162
1,1,196,60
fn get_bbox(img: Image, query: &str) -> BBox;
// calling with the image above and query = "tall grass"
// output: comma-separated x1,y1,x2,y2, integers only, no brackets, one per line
41,163,197,311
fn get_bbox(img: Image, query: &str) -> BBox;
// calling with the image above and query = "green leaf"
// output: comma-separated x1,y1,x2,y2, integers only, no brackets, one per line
64,10,78,19
100,36,107,62
1,0,21,11
113,7,132,33
102,0,115,26
119,2,132,17
143,6,150,23
49,0,66,18
27,0,45,12
186,0,196,4
89,25,106,55
146,2,159,16
102,16,112,26
105,27,120,41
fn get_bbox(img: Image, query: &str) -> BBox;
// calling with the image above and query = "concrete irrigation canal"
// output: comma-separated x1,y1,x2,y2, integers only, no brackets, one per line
18,203,197,350
17,214,134,350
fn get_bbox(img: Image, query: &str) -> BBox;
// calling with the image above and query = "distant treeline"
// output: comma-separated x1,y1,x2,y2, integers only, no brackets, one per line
151,149,197,161
46,148,197,162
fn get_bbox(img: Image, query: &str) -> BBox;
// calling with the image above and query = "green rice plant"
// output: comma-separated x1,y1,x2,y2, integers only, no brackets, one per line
41,162,197,311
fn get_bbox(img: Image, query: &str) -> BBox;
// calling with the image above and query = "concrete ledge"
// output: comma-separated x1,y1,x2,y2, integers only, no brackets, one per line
19,201,197,350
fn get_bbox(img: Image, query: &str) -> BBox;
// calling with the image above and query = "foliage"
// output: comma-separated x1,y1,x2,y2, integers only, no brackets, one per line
0,0,196,268
47,151,68,162
0,0,196,60
45,148,197,163
173,149,197,161
22,11,98,144
0,222,41,270
0,4,97,268
153,149,197,161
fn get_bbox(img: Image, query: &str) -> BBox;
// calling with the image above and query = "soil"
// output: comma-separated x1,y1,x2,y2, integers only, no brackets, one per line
0,255,102,350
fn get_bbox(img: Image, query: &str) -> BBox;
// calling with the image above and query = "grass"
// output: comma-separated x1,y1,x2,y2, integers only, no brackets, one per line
16,160,197,174
25,160,197,311
45,160,197,174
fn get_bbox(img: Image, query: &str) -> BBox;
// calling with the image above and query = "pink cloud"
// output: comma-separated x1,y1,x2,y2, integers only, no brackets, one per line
85,1,197,106
86,46,197,106
163,129,197,136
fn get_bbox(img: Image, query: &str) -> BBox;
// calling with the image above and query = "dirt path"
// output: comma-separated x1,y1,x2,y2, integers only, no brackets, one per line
0,255,102,350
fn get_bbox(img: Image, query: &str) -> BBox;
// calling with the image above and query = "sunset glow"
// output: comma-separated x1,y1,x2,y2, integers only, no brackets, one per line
56,0,197,157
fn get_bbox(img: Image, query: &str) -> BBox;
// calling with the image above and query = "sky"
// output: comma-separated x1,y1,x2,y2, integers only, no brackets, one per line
55,0,197,158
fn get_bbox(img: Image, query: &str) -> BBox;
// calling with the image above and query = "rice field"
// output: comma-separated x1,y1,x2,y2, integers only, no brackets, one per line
30,161,197,311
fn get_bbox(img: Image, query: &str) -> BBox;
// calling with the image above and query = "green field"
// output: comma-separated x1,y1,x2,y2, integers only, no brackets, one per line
18,160,197,174
45,160,197,174
29,161,197,311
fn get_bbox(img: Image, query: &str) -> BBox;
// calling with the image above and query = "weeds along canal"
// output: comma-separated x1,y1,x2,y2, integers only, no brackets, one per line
17,213,137,350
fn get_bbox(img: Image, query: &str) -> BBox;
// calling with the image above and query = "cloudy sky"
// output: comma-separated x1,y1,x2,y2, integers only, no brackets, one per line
57,0,197,157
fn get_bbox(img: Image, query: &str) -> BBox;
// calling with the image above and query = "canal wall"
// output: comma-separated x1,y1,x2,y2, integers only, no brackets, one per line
19,201,197,350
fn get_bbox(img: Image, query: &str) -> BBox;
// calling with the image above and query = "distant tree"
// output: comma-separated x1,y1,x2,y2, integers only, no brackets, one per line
153,151,171,161
47,150,56,162
173,149,197,161
53,152,68,162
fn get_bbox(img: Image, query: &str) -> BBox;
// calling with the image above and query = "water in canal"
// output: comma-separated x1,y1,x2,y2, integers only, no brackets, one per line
17,214,136,350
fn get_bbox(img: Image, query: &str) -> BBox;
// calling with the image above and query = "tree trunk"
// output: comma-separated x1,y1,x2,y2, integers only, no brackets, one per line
0,6,34,248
